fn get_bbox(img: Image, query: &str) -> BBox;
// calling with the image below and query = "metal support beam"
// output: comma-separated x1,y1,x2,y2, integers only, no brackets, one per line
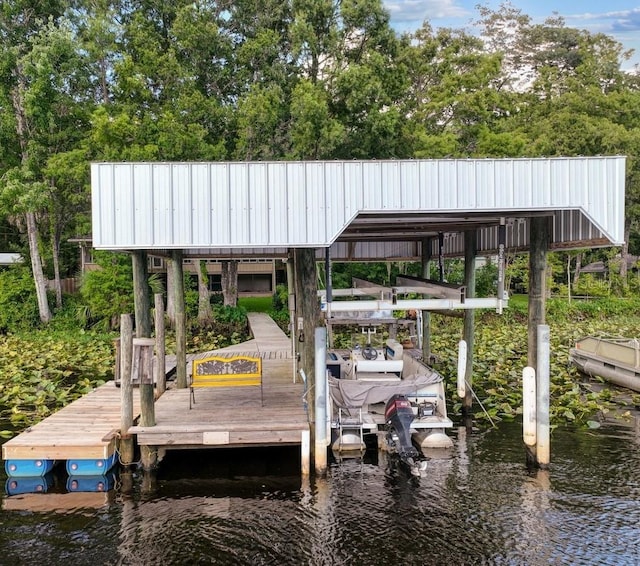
421,238,432,359
326,297,503,312
395,275,466,301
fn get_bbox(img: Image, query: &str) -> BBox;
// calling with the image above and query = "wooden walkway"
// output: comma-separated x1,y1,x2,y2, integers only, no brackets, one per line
2,313,307,474
165,312,293,376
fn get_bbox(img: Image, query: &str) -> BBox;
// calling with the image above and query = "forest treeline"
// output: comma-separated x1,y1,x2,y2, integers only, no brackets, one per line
1,1,640,329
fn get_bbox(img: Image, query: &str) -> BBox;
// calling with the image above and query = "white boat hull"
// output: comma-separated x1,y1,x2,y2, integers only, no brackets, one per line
569,336,640,393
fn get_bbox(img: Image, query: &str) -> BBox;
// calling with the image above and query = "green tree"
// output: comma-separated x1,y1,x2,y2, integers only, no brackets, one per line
289,79,344,159
291,0,406,159
477,3,640,273
80,251,134,329
400,23,503,157
0,6,91,323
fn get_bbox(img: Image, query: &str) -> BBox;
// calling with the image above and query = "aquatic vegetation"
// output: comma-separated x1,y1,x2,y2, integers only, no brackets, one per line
1,298,637,437
0,332,113,430
428,302,640,427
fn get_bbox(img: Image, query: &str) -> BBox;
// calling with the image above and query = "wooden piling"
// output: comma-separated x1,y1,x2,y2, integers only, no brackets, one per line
286,254,298,382
462,230,476,416
132,251,152,338
528,217,548,368
294,247,320,423
154,293,166,396
527,217,550,468
119,314,135,465
135,337,157,470
171,250,187,389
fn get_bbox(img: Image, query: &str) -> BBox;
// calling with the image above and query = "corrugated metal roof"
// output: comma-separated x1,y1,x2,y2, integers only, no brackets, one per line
91,157,626,257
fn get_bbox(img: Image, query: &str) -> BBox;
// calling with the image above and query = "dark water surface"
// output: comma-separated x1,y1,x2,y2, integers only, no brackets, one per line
2,421,640,565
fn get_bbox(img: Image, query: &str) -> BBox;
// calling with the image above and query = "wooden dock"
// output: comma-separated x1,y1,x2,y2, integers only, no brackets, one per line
130,313,308,461
130,356,307,452
2,381,138,461
2,313,309,475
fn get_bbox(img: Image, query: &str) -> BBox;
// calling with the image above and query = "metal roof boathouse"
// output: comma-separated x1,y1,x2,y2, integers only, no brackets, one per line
1,157,627,489
88,157,625,475
91,157,625,257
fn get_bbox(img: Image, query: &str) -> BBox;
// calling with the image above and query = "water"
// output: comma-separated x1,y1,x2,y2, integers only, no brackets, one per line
2,421,640,565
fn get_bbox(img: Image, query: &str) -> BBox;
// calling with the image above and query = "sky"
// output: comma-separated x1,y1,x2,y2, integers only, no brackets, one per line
383,0,640,69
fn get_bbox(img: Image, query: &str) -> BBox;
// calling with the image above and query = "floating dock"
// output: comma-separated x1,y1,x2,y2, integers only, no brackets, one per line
2,381,138,473
2,313,309,478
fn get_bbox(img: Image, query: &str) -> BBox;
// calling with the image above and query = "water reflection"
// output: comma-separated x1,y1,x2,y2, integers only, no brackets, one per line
2,423,640,565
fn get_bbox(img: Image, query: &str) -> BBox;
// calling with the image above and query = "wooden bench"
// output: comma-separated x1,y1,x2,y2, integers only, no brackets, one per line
190,355,263,409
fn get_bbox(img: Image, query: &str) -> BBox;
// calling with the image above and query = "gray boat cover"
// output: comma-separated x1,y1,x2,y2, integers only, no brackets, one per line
329,372,443,409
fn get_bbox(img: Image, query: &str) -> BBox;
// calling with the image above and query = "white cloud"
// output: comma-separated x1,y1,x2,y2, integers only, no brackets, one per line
383,0,469,24
562,8,640,32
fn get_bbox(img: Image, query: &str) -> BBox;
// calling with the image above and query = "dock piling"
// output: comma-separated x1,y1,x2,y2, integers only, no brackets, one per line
154,293,166,396
134,337,157,470
314,327,328,477
535,325,550,468
120,314,135,465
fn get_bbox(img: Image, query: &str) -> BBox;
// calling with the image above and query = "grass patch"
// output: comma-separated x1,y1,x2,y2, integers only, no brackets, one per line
508,294,528,311
238,296,272,312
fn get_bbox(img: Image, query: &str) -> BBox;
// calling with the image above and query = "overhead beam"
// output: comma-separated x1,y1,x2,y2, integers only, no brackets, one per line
328,298,504,312
396,275,466,302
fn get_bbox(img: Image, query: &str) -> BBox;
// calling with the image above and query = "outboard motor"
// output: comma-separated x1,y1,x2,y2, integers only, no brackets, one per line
384,394,427,477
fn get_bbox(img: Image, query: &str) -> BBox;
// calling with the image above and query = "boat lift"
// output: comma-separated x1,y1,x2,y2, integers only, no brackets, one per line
319,274,507,349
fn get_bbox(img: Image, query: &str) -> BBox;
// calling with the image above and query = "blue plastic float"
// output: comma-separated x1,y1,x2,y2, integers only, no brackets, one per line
66,473,116,492
4,459,56,477
5,473,55,495
65,452,118,476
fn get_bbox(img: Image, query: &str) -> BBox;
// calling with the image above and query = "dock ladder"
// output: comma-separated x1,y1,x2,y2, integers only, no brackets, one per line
337,407,365,452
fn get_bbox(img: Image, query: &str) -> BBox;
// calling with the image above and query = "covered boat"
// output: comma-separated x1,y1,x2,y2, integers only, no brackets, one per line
327,338,454,467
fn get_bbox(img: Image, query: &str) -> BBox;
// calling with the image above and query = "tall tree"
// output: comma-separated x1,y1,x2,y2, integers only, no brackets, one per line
400,23,504,157
291,0,406,158
0,3,88,322
196,260,213,324
221,260,238,307
477,3,640,273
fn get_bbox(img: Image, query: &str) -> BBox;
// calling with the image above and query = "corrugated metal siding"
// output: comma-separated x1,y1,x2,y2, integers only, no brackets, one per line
91,157,626,253
325,241,421,262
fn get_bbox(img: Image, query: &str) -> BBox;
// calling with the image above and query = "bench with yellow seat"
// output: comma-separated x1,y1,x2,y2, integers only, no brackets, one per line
190,355,263,408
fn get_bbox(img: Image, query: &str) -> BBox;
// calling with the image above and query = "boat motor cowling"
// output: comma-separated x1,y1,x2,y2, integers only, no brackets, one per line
384,395,426,476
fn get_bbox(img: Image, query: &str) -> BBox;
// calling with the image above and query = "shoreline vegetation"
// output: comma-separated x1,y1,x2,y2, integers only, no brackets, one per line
2,296,640,439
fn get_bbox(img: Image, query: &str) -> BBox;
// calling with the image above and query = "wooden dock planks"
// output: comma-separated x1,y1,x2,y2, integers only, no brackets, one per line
2,313,307,468
2,381,138,461
130,357,309,449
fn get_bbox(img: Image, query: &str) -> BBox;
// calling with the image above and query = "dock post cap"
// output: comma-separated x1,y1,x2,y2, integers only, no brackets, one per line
133,337,156,347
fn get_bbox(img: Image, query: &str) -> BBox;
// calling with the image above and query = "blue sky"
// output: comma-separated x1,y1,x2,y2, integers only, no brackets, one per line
383,1,640,69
